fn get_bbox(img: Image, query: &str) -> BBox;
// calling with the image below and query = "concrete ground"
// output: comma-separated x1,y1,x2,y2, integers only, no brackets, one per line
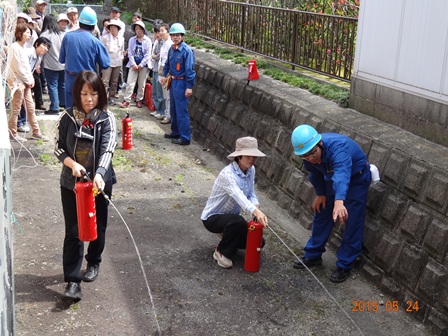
10,95,432,335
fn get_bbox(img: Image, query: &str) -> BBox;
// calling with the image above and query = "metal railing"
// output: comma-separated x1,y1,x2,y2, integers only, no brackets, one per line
152,0,357,81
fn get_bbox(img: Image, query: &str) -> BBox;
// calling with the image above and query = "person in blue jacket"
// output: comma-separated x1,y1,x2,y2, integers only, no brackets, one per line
59,6,110,109
160,22,196,146
291,124,371,283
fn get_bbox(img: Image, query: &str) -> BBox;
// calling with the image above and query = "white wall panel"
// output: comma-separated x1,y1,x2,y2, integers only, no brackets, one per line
354,0,448,101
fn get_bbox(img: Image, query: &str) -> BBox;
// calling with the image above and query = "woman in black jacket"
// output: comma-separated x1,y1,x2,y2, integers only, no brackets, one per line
54,70,117,301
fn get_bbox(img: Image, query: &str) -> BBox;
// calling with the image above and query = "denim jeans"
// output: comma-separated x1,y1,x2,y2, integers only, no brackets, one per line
18,105,27,127
44,68,65,111
152,72,165,114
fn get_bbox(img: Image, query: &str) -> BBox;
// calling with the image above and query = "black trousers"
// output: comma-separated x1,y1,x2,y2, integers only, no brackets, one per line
203,214,248,258
33,71,43,107
61,186,111,283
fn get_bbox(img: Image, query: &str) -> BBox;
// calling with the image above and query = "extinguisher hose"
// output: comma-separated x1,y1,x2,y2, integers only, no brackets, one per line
105,198,162,335
81,172,162,335
266,225,365,336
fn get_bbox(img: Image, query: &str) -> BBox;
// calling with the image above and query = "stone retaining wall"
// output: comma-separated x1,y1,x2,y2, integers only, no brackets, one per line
189,50,448,335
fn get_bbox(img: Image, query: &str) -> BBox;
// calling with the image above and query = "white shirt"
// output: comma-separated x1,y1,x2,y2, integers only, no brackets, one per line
101,33,124,67
201,161,259,220
159,37,174,68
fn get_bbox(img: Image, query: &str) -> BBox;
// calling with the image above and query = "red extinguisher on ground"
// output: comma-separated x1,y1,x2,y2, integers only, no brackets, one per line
244,218,264,272
247,59,260,85
74,177,97,242
122,112,132,150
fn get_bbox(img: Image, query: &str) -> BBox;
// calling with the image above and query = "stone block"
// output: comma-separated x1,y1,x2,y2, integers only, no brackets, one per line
250,88,263,110
380,193,408,229
268,185,279,201
351,76,377,101
382,151,411,189
373,103,403,127
402,160,431,201
367,181,388,218
196,64,206,80
230,104,245,125
204,88,217,107
242,85,253,106
380,277,401,297
254,119,270,143
423,170,448,214
361,261,383,284
353,133,373,157
240,110,258,134
234,81,246,101
427,310,448,336
274,128,292,156
321,119,340,134
375,85,404,111
338,125,356,139
223,101,236,120
291,108,311,128
362,219,380,257
399,205,432,244
266,155,287,185
373,233,401,273
278,192,293,210
394,244,426,290
417,260,447,301
206,115,222,134
367,141,390,174
208,69,217,86
279,102,293,126
215,72,225,90
259,93,273,116
285,168,305,198
200,109,212,128
423,218,448,261
298,180,316,209
288,201,302,220
308,116,324,132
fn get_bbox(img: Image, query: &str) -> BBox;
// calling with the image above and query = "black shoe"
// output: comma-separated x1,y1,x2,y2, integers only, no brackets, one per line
36,105,46,110
172,138,190,145
62,282,82,301
293,257,322,269
330,267,351,283
164,133,180,139
44,110,60,115
83,263,99,282
42,88,48,94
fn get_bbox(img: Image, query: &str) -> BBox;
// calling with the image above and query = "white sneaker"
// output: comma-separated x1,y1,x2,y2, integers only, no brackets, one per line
18,124,30,132
150,111,158,116
10,134,27,142
155,114,165,120
160,117,171,124
213,248,233,269
31,133,49,142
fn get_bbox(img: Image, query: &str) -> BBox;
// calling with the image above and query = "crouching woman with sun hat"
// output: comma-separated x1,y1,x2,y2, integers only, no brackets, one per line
201,137,268,269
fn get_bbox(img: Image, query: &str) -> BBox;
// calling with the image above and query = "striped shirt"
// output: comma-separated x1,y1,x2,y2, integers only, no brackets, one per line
201,161,259,220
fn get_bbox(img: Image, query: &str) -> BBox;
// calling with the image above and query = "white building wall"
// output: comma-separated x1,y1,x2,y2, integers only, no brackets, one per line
354,0,448,102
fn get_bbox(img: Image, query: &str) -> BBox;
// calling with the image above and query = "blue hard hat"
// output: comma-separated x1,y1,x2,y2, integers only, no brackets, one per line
169,23,186,35
291,124,322,156
79,6,97,26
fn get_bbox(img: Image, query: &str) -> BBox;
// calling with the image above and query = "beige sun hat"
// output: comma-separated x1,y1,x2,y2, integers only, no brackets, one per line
227,137,266,160
57,13,69,23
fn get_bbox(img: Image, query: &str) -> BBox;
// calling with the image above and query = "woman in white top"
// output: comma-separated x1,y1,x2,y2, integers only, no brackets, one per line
7,24,48,142
158,23,174,123
100,19,124,105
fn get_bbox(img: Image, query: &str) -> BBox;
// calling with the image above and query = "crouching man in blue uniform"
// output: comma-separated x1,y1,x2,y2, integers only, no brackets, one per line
291,125,371,283
160,22,196,146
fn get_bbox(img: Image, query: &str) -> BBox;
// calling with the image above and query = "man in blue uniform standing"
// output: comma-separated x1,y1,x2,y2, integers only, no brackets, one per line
160,23,196,146
59,7,110,108
291,125,371,283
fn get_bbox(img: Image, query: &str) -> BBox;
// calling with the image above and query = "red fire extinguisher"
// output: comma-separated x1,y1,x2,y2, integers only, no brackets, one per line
247,59,259,85
122,112,132,150
244,218,264,272
74,179,97,242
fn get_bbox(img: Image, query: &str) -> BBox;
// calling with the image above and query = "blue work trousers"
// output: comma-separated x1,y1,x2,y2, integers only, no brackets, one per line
64,72,77,109
169,78,191,141
304,168,371,269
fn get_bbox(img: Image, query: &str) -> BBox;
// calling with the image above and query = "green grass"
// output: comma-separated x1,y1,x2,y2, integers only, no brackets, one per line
185,36,350,107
